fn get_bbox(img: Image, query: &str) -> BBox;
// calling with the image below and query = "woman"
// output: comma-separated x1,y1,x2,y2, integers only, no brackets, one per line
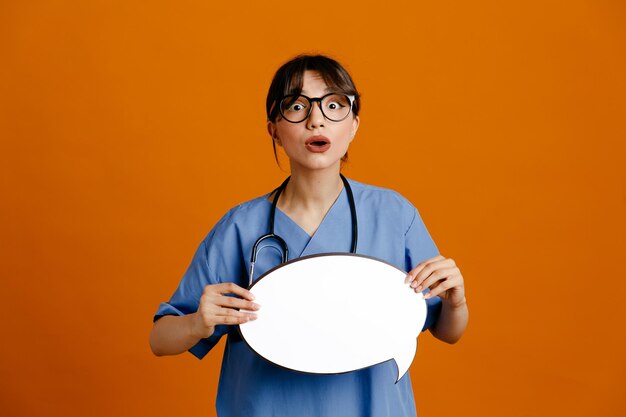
150,54,468,417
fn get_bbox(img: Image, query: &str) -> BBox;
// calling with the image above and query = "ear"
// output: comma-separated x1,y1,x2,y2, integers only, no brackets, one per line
267,120,281,146
350,115,360,143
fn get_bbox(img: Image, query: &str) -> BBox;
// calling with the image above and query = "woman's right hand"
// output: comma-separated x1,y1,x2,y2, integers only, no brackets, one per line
191,283,260,339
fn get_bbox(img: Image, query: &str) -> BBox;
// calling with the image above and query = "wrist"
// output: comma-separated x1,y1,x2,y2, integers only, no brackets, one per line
443,297,467,310
188,313,214,340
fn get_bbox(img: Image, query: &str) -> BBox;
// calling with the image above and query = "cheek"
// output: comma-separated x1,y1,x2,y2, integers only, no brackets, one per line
337,124,355,141
276,123,300,142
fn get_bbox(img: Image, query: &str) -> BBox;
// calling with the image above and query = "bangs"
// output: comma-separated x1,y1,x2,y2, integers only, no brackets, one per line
282,61,357,97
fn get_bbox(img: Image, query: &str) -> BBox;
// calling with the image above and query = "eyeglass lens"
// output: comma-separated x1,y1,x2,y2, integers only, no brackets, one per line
280,94,352,123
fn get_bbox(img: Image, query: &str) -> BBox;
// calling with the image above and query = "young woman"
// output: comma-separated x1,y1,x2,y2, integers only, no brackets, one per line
150,55,468,417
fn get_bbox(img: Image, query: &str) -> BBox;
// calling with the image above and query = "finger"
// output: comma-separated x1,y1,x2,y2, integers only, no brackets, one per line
206,283,256,301
212,308,258,325
410,261,444,288
215,295,260,311
411,263,457,289
415,278,442,293
424,279,454,299
197,306,256,329
214,313,258,325
214,306,257,319
414,267,458,292
408,257,452,286
405,255,445,283
430,273,465,298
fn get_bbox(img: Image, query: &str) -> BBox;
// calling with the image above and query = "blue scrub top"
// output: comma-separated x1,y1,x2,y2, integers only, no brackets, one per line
154,179,442,417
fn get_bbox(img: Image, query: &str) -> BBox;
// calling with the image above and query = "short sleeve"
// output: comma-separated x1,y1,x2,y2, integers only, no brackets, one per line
403,206,442,332
153,208,245,359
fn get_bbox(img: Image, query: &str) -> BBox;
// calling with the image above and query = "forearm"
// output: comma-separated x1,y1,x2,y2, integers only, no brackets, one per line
430,299,468,344
149,313,211,356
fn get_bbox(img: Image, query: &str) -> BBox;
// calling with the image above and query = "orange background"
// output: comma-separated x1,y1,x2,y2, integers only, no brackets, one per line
1,1,625,416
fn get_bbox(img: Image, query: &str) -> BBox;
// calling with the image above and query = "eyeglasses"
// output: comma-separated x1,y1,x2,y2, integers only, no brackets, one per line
279,93,355,123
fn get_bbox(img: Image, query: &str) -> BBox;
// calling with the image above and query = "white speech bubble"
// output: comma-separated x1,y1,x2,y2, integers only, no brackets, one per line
239,253,426,383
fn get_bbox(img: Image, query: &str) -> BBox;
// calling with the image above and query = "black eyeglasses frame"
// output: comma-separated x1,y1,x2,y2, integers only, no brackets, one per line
278,93,356,124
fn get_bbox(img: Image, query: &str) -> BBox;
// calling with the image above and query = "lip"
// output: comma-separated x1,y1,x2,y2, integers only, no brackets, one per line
305,136,331,153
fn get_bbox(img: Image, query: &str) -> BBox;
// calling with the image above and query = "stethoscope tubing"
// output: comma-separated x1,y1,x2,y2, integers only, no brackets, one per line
249,174,358,284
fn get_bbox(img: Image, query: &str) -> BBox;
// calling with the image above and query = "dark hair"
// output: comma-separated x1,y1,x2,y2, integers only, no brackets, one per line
266,54,361,164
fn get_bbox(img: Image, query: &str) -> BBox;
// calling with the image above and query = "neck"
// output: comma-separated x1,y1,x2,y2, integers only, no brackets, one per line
282,168,344,212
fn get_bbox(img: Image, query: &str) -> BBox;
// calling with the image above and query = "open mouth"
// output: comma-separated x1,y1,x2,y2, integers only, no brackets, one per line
305,136,331,152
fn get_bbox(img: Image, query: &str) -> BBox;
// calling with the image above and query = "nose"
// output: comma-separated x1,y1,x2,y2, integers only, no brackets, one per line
306,101,325,129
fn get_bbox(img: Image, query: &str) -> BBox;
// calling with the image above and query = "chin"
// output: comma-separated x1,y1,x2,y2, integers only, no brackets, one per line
291,159,342,173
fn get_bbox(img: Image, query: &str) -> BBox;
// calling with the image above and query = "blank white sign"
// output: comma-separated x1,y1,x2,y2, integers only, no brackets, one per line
239,254,427,383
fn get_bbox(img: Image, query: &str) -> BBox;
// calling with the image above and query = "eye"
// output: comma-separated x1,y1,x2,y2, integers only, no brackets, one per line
323,94,349,111
327,101,344,110
289,103,306,112
282,97,309,113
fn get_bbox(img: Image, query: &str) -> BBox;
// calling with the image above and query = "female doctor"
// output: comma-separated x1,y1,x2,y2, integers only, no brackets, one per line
150,54,468,417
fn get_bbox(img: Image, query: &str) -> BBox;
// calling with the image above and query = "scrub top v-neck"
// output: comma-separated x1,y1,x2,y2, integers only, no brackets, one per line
270,185,352,259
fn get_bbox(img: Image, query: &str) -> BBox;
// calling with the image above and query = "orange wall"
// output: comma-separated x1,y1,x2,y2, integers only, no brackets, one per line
1,1,625,416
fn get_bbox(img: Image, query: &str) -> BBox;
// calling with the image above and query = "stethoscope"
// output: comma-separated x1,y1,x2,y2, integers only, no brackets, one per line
249,174,358,284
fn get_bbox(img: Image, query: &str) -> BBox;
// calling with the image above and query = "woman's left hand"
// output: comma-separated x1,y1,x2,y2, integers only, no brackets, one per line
405,255,466,308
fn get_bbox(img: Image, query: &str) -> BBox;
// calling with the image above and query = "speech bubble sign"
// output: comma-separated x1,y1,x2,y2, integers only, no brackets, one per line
239,253,426,383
